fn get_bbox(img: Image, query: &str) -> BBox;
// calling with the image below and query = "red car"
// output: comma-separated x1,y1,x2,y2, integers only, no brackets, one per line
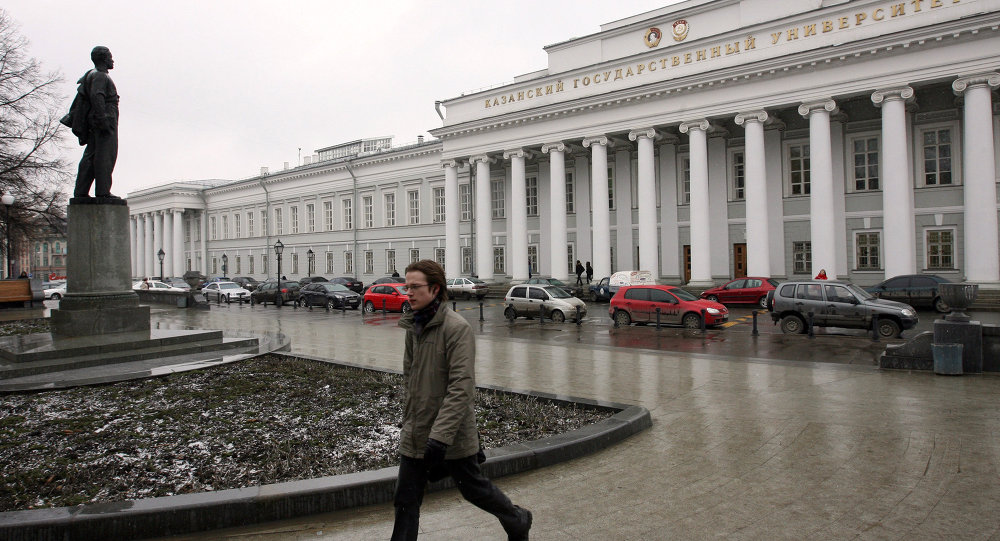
699,277,779,309
363,284,411,313
610,285,728,328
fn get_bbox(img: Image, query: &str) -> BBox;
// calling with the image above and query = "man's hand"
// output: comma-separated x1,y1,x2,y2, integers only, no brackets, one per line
423,438,448,468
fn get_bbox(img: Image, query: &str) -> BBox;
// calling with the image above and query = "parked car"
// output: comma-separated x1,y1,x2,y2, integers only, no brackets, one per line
524,277,583,297
768,280,917,338
607,270,654,299
44,282,67,300
864,274,951,313
250,280,300,306
297,276,329,286
363,284,411,313
298,282,361,309
201,281,251,302
589,277,613,302
364,276,404,293
610,285,728,328
132,280,184,291
503,284,587,323
330,276,364,294
164,277,192,291
700,277,780,309
447,277,489,300
231,276,260,291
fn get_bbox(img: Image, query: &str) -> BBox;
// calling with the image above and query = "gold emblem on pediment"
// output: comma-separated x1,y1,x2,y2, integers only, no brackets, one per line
643,27,662,48
672,19,689,42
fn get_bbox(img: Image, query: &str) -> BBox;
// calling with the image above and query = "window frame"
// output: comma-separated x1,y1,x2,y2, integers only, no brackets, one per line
924,226,957,271
792,241,812,274
433,186,446,223
493,246,505,274
784,140,811,197
362,195,373,229
384,192,396,228
729,149,745,201
342,199,352,230
677,154,691,205
854,230,882,271
847,132,881,193
526,176,539,217
491,177,505,218
459,183,472,221
915,121,961,188
407,189,420,225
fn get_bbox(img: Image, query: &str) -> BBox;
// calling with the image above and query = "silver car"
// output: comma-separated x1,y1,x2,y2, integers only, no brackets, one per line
503,284,587,323
447,277,489,300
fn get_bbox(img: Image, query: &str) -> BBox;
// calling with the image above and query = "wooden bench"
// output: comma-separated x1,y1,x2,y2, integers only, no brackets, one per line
0,279,36,305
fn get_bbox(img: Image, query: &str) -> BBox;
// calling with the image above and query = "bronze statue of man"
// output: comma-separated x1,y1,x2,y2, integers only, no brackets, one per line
73,46,120,199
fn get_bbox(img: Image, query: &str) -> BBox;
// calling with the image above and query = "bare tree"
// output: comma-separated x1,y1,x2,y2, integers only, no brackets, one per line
0,8,70,263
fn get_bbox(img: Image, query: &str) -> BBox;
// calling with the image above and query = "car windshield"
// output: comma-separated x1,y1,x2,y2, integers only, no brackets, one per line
671,288,699,301
847,284,875,300
323,283,350,292
220,283,240,289
544,286,572,299
281,281,299,288
548,279,568,287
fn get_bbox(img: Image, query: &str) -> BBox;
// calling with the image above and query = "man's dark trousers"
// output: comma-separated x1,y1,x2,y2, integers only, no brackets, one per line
392,454,525,540
75,127,117,198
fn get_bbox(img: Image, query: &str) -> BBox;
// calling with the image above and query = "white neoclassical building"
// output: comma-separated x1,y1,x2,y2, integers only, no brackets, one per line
128,0,1000,289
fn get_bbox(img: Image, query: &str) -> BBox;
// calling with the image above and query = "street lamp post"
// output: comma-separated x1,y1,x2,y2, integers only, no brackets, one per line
221,253,228,278
274,239,284,309
307,248,314,278
157,248,165,281
2,193,14,279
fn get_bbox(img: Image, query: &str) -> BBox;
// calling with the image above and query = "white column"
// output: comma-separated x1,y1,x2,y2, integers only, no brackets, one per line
443,160,461,278
470,155,494,280
162,210,173,279
798,100,838,280
735,111,771,277
542,143,568,281
574,153,592,270
504,149,530,281
954,73,1000,284
129,216,137,278
583,136,611,280
143,213,154,278
172,209,184,277
629,129,659,277
135,215,145,279
679,120,712,286
872,87,916,278
200,210,208,275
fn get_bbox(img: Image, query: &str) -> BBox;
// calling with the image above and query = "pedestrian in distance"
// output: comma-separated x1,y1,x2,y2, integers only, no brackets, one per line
585,261,593,284
392,259,532,541
140,277,150,290
575,260,585,286
814,268,828,280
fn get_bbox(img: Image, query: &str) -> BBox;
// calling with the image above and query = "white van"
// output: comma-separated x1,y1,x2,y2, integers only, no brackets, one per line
608,270,654,297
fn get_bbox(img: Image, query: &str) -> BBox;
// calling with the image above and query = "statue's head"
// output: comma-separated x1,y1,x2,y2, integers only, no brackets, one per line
91,46,113,68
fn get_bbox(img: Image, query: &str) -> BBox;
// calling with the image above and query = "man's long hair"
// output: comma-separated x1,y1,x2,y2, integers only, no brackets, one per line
405,259,448,302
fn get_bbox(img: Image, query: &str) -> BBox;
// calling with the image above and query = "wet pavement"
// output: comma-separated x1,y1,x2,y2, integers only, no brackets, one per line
131,298,1000,540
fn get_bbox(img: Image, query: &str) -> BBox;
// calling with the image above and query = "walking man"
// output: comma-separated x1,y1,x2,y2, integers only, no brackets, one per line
575,260,584,286
393,260,532,540
585,261,593,285
73,46,121,199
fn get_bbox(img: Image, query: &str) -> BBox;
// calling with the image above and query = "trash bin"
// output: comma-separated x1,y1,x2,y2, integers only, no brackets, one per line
932,343,963,375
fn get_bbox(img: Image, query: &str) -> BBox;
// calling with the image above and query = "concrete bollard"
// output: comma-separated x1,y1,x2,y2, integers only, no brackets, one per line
382,299,387,315
871,313,880,342
453,301,457,312
700,309,707,333
807,312,815,338
751,310,759,337
539,304,545,325
479,301,484,322
576,305,583,326
655,307,661,330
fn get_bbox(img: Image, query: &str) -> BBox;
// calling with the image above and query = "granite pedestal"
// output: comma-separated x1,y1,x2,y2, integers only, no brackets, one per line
933,319,983,374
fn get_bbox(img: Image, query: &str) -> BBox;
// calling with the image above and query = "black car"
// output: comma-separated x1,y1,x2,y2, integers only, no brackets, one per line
298,276,330,286
231,276,260,291
865,274,951,313
298,282,361,309
250,280,300,306
330,276,364,294
364,276,404,293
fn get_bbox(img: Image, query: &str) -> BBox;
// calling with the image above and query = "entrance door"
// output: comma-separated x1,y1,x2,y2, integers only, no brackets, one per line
683,245,691,283
733,243,747,279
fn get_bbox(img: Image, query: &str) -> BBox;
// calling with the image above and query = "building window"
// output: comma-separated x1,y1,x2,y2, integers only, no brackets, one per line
788,143,811,195
342,199,352,230
608,167,615,209
386,249,396,274
460,184,472,221
363,196,373,229
493,246,505,274
274,208,283,235
855,232,881,270
324,201,333,231
306,204,315,232
260,210,267,237
433,187,445,223
290,206,299,234
365,250,374,274
235,255,241,274
435,247,446,269
344,251,353,274
566,171,575,213
212,257,218,274
567,244,575,275
326,251,334,274
410,248,420,264
528,245,538,275
461,247,473,274
852,136,880,191
491,178,505,218
793,241,812,274
210,217,217,240
408,190,420,225
247,212,254,238
680,156,691,204
526,176,538,216
261,254,268,274
222,215,228,239
926,229,955,269
384,193,396,227
732,151,745,201
921,127,953,185
185,222,191,243
248,255,254,274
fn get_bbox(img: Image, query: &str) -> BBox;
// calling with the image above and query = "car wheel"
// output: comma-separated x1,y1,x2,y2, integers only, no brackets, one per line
364,301,375,313
591,291,599,302
682,312,702,329
504,306,517,321
780,315,806,334
613,310,631,327
706,294,719,302
757,296,768,309
326,299,336,311
877,318,902,339
51,292,61,300
933,296,949,314
401,302,412,313
550,310,565,323
298,296,308,307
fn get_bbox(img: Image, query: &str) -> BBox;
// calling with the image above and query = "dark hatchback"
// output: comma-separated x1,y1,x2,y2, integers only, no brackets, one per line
298,282,361,309
298,276,329,286
231,276,259,291
864,274,951,313
250,280,300,306
330,276,364,294
364,276,404,293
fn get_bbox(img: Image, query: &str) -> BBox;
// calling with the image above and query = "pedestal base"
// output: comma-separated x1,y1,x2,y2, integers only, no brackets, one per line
51,304,150,337
933,319,983,374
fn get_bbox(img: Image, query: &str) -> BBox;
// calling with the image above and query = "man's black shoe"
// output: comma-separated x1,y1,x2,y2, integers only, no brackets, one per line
507,506,532,541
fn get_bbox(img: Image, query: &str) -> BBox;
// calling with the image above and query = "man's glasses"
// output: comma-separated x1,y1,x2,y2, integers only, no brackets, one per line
402,283,430,293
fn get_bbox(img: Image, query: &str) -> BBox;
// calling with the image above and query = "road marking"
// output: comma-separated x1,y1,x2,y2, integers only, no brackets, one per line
718,310,769,328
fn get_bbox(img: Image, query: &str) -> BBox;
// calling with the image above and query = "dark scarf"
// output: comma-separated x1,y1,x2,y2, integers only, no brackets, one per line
412,298,441,336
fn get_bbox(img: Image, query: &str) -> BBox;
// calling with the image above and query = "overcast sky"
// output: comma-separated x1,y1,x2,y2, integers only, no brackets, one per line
5,1,680,197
